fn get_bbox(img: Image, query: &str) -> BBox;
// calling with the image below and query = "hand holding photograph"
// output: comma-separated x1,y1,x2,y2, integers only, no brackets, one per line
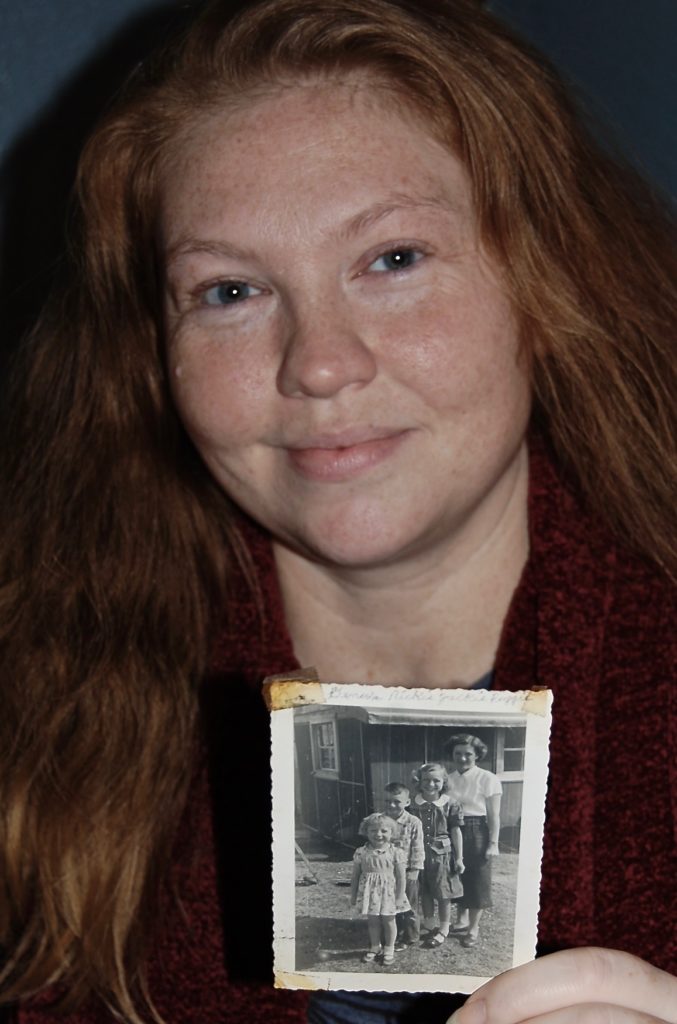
268,678,552,995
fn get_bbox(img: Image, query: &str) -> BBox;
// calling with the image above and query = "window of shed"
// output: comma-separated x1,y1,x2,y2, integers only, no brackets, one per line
496,725,526,777
312,721,338,773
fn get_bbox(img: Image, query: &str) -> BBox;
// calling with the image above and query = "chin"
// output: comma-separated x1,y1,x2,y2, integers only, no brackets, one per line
299,535,407,570
287,511,420,570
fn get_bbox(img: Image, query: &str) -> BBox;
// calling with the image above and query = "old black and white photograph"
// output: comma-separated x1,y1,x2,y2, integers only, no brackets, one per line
271,682,552,994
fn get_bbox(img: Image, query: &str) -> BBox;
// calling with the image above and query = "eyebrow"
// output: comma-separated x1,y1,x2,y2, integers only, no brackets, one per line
164,190,464,268
165,238,258,269
335,190,464,242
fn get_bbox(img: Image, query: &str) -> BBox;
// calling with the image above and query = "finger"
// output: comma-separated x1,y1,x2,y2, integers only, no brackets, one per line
447,949,677,1024
512,1006,670,1024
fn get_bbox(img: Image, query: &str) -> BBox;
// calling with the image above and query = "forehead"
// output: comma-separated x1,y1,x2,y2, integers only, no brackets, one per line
159,75,474,251
422,768,445,779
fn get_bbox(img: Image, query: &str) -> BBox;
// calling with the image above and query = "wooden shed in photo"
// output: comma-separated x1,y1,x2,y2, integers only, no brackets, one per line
294,705,526,852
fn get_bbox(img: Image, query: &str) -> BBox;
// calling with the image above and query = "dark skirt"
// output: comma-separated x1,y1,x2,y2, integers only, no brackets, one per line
459,816,492,908
420,849,464,901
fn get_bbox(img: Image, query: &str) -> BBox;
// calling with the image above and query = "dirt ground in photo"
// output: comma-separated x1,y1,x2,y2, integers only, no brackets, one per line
294,830,518,980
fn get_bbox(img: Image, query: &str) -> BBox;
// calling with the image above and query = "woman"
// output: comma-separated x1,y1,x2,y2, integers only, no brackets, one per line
444,734,502,949
0,1,674,1023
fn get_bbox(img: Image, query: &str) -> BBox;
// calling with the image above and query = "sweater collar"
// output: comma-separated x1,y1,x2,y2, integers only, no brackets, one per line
208,513,298,685
493,434,616,695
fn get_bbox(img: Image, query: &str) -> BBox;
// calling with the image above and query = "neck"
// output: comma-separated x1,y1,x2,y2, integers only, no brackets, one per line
274,443,529,687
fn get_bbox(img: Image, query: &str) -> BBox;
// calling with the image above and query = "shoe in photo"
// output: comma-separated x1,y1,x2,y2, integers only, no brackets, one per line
361,950,380,963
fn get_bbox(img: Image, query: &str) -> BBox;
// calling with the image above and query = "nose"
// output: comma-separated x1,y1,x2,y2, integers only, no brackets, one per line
277,298,377,399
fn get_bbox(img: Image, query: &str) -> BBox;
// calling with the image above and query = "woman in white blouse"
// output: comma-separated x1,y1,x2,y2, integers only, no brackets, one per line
445,733,502,947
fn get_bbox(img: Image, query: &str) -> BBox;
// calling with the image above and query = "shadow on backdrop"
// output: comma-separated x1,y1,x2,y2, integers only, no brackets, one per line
0,2,214,384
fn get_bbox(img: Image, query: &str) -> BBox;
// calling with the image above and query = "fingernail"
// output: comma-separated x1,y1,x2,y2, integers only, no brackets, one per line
446,998,487,1024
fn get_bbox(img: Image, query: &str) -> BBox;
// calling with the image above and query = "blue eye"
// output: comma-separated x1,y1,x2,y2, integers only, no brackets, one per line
202,281,260,306
368,248,422,273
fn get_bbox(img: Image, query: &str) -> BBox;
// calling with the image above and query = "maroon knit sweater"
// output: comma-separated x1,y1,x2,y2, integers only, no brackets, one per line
18,444,676,1022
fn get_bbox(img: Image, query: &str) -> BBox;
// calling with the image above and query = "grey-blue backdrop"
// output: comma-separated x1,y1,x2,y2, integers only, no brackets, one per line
489,0,677,201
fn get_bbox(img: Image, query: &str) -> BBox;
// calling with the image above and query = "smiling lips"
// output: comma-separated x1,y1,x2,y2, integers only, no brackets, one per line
286,429,409,481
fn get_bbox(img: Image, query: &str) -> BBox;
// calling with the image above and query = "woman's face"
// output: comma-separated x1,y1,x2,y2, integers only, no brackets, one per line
452,743,477,773
162,79,530,570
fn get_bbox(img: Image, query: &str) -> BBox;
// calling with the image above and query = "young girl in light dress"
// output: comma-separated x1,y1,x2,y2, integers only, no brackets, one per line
350,813,410,965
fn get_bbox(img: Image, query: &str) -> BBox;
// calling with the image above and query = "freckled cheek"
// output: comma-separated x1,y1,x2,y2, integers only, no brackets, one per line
388,309,525,410
384,320,482,404
169,354,270,449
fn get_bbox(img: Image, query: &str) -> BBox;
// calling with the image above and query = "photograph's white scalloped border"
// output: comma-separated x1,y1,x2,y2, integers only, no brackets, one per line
270,682,552,994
